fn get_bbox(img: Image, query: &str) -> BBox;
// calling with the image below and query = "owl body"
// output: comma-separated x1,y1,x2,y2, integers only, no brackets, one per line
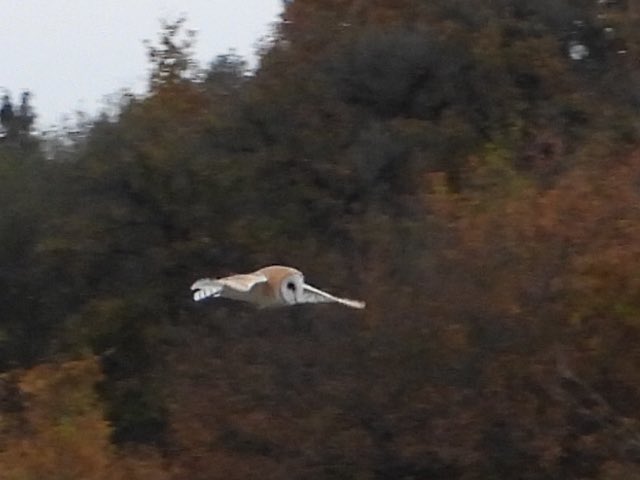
191,265,364,309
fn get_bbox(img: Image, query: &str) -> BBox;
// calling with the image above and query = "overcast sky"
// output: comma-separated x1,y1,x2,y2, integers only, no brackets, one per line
1,1,283,129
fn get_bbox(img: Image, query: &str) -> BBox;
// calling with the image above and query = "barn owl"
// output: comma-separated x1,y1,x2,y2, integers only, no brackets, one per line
191,265,365,309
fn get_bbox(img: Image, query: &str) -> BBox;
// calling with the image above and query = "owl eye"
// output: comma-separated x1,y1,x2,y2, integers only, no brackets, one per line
286,281,296,291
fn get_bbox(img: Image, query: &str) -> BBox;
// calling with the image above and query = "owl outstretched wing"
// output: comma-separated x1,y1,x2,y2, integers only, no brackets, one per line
191,273,268,302
301,283,365,309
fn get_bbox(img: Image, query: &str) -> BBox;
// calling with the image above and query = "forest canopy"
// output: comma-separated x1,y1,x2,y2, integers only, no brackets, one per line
2,1,640,478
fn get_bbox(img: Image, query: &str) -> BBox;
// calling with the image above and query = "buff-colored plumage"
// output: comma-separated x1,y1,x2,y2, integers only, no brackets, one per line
191,265,365,309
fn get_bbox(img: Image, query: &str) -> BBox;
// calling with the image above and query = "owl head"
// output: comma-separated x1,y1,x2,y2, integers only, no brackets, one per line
279,271,305,305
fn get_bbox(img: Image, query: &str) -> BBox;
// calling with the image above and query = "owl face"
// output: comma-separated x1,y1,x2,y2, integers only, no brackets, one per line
279,272,305,305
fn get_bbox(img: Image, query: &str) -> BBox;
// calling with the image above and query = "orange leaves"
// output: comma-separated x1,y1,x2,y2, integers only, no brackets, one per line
0,358,169,480
434,150,640,308
427,147,640,408
0,359,110,479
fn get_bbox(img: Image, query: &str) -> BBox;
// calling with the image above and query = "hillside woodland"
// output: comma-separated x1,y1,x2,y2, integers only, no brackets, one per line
2,1,640,478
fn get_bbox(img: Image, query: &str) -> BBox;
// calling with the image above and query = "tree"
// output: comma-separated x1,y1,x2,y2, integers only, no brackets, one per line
0,91,36,142
145,17,198,93
0,358,169,480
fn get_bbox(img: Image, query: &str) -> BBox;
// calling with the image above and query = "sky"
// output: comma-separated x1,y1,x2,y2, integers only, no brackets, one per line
1,1,283,130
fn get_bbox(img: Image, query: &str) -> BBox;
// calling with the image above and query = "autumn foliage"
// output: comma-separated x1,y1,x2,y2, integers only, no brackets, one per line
3,0,640,478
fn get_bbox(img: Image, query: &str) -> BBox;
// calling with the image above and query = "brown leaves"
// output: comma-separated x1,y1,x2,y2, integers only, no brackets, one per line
0,358,169,480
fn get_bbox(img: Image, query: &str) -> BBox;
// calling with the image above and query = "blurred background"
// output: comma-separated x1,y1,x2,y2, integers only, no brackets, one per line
2,1,640,478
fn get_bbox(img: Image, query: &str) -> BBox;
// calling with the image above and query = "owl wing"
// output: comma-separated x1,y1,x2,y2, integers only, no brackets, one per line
301,283,366,309
191,272,268,302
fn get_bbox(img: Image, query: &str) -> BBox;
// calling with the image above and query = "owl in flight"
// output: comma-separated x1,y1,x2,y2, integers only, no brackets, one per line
191,265,365,309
